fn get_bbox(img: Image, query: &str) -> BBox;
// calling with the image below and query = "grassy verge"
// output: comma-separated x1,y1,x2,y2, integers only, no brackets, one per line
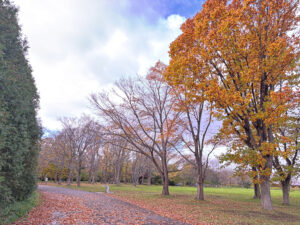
1,191,40,225
40,182,300,225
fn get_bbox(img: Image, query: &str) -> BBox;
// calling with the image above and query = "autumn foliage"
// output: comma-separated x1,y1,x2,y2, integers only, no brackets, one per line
165,0,299,210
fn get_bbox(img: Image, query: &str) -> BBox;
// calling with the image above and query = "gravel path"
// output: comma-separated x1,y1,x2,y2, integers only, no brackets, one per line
35,185,187,225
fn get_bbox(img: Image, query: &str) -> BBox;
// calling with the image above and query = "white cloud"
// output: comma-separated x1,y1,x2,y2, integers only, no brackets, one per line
13,0,185,130
103,30,129,59
165,14,186,30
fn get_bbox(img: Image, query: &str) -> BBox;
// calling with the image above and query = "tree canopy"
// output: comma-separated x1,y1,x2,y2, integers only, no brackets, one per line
165,0,299,210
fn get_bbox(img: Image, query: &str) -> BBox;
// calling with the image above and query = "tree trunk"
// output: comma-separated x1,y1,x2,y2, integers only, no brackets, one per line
114,170,120,186
114,162,122,186
67,174,71,185
141,175,144,185
162,175,169,195
124,170,127,184
76,172,79,185
161,158,169,195
58,151,66,185
150,153,169,195
58,163,63,184
260,176,273,210
70,171,74,184
104,166,108,183
88,166,95,184
195,152,204,200
54,168,58,183
67,171,72,185
252,167,261,199
88,168,93,184
76,171,81,187
281,179,290,205
88,153,95,184
133,178,137,187
147,173,151,186
253,183,261,199
77,161,82,187
259,155,273,210
67,157,73,185
196,175,204,200
58,177,62,185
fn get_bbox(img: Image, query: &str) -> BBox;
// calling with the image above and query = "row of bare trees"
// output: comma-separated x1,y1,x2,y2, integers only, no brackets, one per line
38,62,218,200
38,119,156,187
39,116,102,187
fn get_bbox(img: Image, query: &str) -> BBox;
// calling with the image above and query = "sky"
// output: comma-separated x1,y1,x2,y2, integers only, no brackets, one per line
13,0,204,131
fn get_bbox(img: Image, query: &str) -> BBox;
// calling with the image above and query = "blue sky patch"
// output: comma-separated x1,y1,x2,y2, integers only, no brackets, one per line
128,0,204,21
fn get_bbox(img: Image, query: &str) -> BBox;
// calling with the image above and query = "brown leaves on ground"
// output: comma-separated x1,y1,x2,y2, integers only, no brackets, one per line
111,194,210,225
110,193,300,225
13,186,183,225
13,185,299,225
13,192,94,225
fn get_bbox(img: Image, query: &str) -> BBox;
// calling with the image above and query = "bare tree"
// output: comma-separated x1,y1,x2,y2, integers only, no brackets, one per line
55,131,69,185
39,132,70,184
61,116,97,187
87,123,102,184
145,158,154,185
172,90,218,200
131,152,148,186
100,144,113,183
38,136,58,181
60,118,77,185
273,101,300,205
87,145,100,184
109,137,129,185
90,62,181,195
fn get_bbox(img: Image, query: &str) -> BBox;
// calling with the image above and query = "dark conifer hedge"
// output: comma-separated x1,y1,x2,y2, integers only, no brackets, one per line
0,0,41,207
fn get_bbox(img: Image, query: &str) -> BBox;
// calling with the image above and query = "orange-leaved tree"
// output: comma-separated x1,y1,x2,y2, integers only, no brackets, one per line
165,0,299,210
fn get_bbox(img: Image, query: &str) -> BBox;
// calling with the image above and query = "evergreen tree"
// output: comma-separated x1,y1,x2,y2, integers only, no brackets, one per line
0,0,41,207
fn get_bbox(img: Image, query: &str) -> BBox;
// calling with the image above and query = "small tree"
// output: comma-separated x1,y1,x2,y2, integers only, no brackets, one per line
61,116,97,187
273,92,300,205
170,90,218,200
131,153,148,187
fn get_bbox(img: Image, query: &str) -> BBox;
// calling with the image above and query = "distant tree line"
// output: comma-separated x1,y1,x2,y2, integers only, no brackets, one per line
39,145,252,188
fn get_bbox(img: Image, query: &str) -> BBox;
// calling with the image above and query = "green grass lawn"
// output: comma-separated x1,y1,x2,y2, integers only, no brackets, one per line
0,191,39,225
41,182,300,225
